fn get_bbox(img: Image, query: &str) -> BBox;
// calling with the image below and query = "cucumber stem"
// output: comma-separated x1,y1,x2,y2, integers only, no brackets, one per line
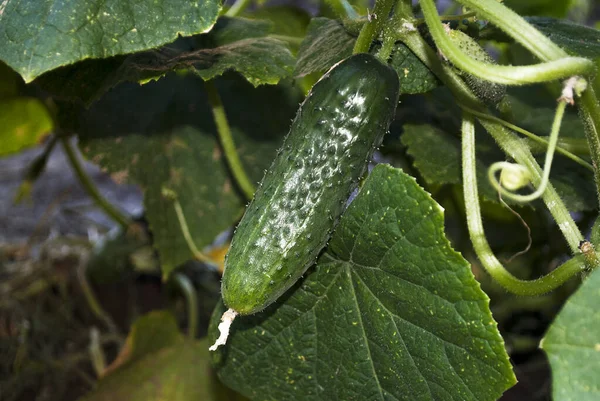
578,87,600,208
76,252,122,339
419,0,594,85
488,100,567,202
205,81,256,201
398,29,584,254
224,0,252,17
172,273,199,339
161,187,218,268
353,0,396,54
462,112,590,295
324,0,358,19
459,104,593,171
454,0,600,209
61,137,131,229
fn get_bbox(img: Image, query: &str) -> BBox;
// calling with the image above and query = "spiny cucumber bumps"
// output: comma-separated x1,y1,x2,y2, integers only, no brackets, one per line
447,29,506,106
222,53,400,315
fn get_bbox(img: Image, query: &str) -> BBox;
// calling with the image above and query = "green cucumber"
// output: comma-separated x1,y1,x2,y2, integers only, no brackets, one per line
222,53,400,315
447,29,506,106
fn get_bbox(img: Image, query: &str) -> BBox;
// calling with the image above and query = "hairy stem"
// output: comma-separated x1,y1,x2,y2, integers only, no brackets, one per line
172,273,199,339
61,137,131,229
205,81,255,200
161,188,217,268
324,0,358,19
398,31,480,106
460,105,593,170
578,87,600,208
488,101,567,202
393,0,414,19
225,0,252,17
454,0,567,60
480,119,583,253
400,30,584,253
353,0,396,54
462,112,588,295
420,0,594,85
76,253,122,339
453,0,600,209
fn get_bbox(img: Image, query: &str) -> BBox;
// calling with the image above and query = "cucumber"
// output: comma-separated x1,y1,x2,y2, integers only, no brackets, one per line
447,29,506,106
222,53,400,315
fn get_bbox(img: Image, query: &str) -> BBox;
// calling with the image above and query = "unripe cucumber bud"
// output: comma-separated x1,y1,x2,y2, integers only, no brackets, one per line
499,163,531,191
446,29,506,106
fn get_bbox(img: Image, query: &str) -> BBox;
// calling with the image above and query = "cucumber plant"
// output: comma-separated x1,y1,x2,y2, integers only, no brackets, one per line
1,0,600,400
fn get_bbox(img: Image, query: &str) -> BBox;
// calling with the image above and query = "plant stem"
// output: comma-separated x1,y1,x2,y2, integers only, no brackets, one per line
399,30,584,254
414,12,481,25
460,105,593,170
480,119,584,253
393,0,414,19
324,0,358,19
488,101,567,202
270,35,304,47
61,137,131,229
578,87,600,208
419,0,594,85
205,81,255,200
76,254,122,339
172,273,198,339
225,0,252,17
454,0,567,60
88,327,106,377
161,188,217,268
398,31,480,107
353,0,396,54
453,0,600,209
14,135,58,203
462,112,589,295
377,24,399,61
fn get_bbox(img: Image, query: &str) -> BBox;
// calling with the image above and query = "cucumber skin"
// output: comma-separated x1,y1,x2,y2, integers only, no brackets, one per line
222,53,400,315
447,30,506,106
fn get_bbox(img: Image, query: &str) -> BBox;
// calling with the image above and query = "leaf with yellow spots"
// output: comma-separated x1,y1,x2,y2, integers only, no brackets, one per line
73,72,301,277
34,17,295,106
210,164,515,401
0,0,221,83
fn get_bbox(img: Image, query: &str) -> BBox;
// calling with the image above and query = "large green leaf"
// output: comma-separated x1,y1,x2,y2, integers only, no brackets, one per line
400,124,502,202
0,0,221,82
504,0,571,18
388,44,440,94
36,17,295,105
294,18,354,77
73,73,301,276
82,311,245,401
526,17,600,59
541,268,600,401
243,6,311,54
210,164,515,401
0,97,53,157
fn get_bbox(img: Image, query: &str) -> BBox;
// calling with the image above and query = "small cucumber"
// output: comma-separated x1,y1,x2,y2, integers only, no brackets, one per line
447,29,506,106
222,53,400,315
